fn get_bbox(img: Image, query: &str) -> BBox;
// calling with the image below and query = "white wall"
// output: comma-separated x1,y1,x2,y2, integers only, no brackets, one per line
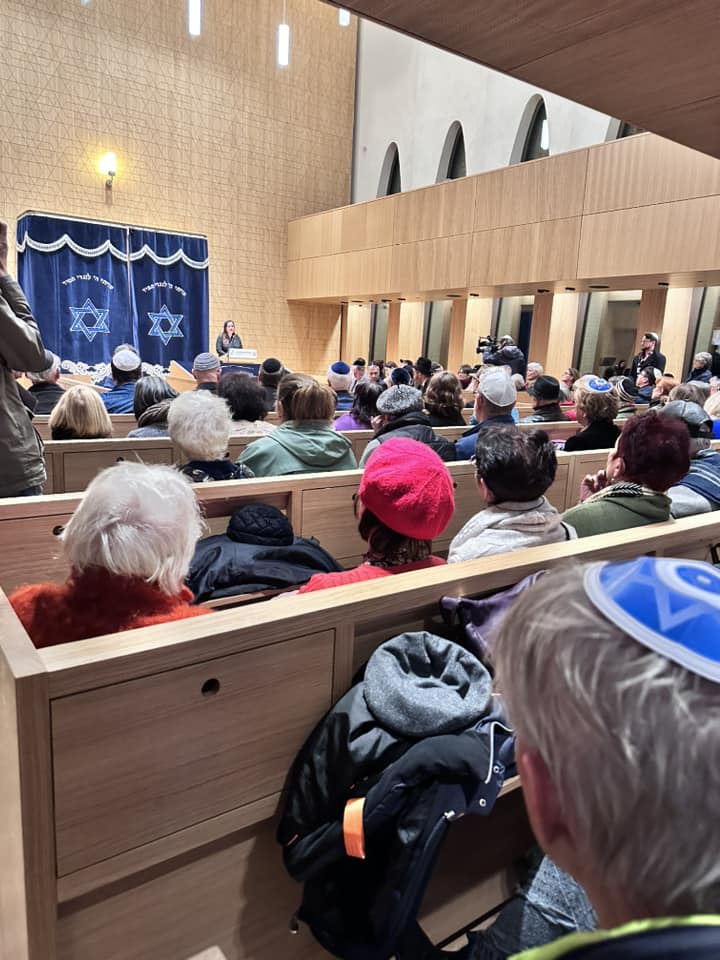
352,20,614,202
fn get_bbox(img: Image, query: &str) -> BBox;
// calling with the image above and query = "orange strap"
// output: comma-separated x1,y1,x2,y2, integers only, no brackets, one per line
343,797,366,860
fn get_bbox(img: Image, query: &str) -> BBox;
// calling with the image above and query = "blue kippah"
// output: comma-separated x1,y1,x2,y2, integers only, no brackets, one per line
584,557,720,683
586,377,612,393
331,361,351,375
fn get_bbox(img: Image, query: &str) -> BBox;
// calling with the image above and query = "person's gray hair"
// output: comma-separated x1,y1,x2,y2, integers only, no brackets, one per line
62,462,202,595
695,352,713,368
168,390,231,461
527,362,544,375
27,352,60,383
511,373,525,390
494,564,720,916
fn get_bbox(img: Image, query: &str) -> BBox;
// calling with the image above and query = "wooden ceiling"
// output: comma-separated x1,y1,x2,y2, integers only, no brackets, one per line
327,0,720,159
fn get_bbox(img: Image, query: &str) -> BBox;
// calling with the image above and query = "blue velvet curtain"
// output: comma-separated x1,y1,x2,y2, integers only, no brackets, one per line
16,214,208,368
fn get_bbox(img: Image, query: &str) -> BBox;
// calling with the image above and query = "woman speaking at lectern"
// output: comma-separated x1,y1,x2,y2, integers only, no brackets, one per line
215,320,243,357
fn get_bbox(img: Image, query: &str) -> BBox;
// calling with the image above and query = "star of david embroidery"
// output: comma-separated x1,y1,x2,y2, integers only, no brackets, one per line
147,304,184,346
69,298,110,342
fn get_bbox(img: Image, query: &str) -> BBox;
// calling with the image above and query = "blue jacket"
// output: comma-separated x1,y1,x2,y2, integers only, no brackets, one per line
455,414,516,461
101,381,136,413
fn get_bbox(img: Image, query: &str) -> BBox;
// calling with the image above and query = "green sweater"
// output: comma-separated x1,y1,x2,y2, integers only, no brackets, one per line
562,483,671,538
237,420,357,477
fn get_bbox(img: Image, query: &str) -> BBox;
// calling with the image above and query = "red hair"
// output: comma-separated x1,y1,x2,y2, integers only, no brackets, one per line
616,411,690,491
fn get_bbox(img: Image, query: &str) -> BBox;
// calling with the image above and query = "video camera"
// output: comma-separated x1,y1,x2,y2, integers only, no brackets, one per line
476,335,499,355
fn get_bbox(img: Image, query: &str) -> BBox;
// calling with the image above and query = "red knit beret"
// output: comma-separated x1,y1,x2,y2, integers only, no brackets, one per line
359,438,455,540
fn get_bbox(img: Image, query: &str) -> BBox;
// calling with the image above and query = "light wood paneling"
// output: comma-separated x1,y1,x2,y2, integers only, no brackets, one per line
341,303,372,364
52,632,334,875
661,287,695,378
474,150,588,231
396,302,426,360
545,293,582,378
339,197,397,253
385,301,402,361
583,134,720,215
469,218,581,288
391,235,472,294
462,297,493,362
394,177,477,244
577,195,720,279
636,289,668,351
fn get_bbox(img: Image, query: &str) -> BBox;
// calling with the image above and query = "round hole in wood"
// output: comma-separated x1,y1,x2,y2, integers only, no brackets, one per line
52,525,65,536
201,678,220,697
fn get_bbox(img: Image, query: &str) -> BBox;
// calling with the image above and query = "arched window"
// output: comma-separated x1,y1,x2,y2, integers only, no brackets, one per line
510,96,550,164
436,121,467,182
606,118,645,140
377,142,402,197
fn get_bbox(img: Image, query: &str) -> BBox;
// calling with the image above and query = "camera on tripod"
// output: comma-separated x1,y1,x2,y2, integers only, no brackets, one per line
476,335,499,355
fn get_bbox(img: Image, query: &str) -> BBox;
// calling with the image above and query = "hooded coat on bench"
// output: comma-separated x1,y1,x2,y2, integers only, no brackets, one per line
277,631,515,960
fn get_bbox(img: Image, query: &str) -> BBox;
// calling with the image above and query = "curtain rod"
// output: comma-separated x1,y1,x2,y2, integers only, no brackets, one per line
18,209,208,241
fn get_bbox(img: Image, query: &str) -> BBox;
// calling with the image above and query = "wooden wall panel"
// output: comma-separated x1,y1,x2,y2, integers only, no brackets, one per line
396,302,425,360
288,210,341,261
469,218,581,287
577,195,720,279
391,235,471,294
583,134,720,215
393,177,477,244
474,150,588,231
661,287,695,378
338,197,397,253
341,304,372,363
545,293,582,377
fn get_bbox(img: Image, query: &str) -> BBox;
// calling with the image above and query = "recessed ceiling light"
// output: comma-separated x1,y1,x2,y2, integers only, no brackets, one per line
589,285,609,290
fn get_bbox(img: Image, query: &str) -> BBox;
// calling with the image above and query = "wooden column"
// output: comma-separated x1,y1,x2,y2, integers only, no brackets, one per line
396,302,425,362
385,302,401,362
527,293,581,377
661,287,695,379
446,299,468,373
636,289,668,352
340,303,372,362
445,297,494,371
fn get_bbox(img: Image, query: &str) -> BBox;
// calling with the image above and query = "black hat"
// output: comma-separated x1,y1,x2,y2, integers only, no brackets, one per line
259,357,285,385
352,357,366,367
534,375,561,402
414,356,432,377
659,400,713,438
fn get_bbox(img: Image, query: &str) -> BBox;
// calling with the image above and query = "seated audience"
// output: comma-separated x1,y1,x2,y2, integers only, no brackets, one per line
367,361,383,382
490,557,720,960
327,361,354,410
168,390,254,482
611,376,640,419
238,374,357,476
424,371,466,426
563,377,620,452
455,371,517,460
219,372,276,436
521,376,569,423
685,351,713,384
49,384,112,440
413,356,433,394
192,352,221,394
128,375,178,437
258,356,286,412
670,381,710,407
559,367,580,400
102,347,142,413
456,364,474,390
660,400,720,517
299,438,454,592
334,380,386,431
511,372,526,393
187,503,343,602
448,425,574,562
26,352,64,414
705,391,720,438
9,462,210,647
350,357,367,394
649,373,678,407
525,362,544,396
562,412,690,537
359,384,456,466
634,367,656,402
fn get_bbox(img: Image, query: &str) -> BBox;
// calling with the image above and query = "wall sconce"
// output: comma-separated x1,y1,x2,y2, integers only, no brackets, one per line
99,152,117,189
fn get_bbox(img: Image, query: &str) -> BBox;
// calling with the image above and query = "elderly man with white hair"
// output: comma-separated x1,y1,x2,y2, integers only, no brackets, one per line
685,352,714,385
481,557,720,959
168,390,253,482
525,362,544,396
26,351,64,414
9,462,211,647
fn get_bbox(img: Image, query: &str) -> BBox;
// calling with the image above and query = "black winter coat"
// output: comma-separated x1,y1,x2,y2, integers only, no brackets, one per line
277,632,514,960
483,344,527,377
373,412,457,461
187,503,343,600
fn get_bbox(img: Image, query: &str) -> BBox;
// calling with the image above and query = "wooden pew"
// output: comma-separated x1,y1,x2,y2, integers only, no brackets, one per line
2,515,720,960
0,457,575,594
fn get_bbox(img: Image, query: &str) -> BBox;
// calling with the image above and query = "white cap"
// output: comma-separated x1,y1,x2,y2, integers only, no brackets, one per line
113,348,141,372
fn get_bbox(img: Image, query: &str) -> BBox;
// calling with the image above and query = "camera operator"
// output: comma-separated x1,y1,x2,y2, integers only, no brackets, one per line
0,219,51,497
478,334,527,377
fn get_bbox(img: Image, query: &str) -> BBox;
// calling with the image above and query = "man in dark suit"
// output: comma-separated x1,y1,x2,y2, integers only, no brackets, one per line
630,332,666,379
